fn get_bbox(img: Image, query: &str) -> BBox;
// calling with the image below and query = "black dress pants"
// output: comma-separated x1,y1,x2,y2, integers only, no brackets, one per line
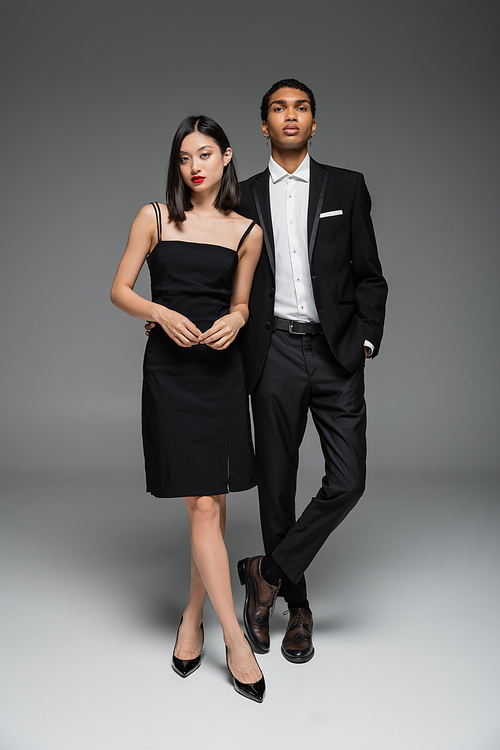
251,328,366,604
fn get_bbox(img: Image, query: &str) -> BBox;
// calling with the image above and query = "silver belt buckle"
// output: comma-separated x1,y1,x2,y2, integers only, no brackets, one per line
288,320,305,335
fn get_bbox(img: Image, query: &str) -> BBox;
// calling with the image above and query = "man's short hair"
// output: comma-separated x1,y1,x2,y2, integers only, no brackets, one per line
260,79,316,121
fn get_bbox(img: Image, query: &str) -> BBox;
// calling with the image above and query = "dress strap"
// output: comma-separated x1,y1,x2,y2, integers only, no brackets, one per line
236,220,256,251
150,202,163,242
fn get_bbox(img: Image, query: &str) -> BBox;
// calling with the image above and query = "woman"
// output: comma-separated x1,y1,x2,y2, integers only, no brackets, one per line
110,116,264,702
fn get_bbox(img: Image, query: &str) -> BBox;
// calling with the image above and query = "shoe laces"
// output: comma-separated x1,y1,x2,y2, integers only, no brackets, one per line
283,608,309,627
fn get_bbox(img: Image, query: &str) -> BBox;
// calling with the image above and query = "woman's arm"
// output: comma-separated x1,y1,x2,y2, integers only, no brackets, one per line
110,205,202,347
201,224,263,350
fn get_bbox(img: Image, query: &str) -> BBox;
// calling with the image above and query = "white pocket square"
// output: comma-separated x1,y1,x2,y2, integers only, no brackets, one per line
320,210,343,218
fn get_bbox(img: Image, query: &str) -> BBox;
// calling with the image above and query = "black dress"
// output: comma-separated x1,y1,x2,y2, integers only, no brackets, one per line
141,203,257,498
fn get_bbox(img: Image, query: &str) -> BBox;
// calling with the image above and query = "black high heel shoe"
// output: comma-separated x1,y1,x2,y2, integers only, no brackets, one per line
172,617,204,678
225,640,266,703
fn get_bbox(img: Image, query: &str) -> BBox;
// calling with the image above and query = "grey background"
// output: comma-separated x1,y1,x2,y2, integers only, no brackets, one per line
1,1,499,748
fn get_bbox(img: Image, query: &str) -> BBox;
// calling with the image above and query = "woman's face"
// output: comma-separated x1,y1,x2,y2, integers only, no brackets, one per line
179,131,232,193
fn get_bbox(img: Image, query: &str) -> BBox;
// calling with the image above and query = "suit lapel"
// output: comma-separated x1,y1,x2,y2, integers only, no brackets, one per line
307,158,329,263
251,169,275,276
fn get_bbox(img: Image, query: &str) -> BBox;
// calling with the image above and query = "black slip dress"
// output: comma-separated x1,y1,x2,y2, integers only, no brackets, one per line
141,203,257,498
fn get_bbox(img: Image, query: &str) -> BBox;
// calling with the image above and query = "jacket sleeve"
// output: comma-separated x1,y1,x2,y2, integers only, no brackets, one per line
350,173,388,356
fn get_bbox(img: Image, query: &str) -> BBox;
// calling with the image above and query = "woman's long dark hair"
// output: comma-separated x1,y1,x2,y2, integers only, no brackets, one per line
166,115,240,222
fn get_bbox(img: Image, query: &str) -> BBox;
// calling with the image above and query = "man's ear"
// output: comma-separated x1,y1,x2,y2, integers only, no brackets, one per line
262,121,269,138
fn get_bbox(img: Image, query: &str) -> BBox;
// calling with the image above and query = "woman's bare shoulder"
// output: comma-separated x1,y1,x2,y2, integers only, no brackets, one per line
235,213,262,240
233,216,262,256
138,201,169,215
135,202,174,225
136,203,156,220
228,209,249,221
228,211,261,233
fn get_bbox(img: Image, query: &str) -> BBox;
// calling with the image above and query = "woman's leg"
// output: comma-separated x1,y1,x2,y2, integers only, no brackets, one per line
183,494,262,684
174,495,226,660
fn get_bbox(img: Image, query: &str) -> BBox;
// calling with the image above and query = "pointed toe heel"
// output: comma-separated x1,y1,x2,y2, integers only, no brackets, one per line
225,646,266,703
171,618,203,678
172,652,202,678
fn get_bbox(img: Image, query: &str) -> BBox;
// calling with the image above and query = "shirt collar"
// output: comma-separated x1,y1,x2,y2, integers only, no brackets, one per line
268,153,310,184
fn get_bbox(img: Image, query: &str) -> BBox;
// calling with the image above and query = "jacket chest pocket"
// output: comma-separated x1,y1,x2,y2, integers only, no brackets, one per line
317,214,346,247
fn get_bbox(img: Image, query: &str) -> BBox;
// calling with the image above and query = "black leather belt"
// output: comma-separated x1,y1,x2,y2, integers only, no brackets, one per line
274,318,323,335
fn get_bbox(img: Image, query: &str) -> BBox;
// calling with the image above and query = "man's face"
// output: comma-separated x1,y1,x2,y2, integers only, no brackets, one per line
262,87,316,151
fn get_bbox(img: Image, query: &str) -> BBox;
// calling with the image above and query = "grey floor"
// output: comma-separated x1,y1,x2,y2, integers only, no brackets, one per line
1,465,499,750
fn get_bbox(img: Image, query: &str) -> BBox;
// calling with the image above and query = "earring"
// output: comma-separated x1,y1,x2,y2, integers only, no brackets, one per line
264,135,269,145
309,133,315,144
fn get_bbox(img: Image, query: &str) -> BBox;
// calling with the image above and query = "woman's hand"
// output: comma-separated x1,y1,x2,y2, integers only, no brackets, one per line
155,307,202,348
198,222,262,351
199,311,246,350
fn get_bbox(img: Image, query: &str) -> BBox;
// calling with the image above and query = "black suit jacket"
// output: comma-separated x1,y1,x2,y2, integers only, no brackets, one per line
238,157,388,393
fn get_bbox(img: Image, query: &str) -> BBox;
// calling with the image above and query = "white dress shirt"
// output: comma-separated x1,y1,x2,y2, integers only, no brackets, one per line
268,154,373,354
269,154,319,322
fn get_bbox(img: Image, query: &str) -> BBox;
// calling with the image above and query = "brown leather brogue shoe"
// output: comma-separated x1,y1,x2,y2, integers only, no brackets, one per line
237,556,281,654
281,608,314,663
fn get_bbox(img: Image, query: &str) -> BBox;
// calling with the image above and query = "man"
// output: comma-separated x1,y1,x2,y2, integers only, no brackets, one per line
236,79,388,664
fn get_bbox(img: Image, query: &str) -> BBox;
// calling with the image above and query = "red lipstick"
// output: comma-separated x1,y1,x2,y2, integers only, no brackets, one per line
191,176,205,184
